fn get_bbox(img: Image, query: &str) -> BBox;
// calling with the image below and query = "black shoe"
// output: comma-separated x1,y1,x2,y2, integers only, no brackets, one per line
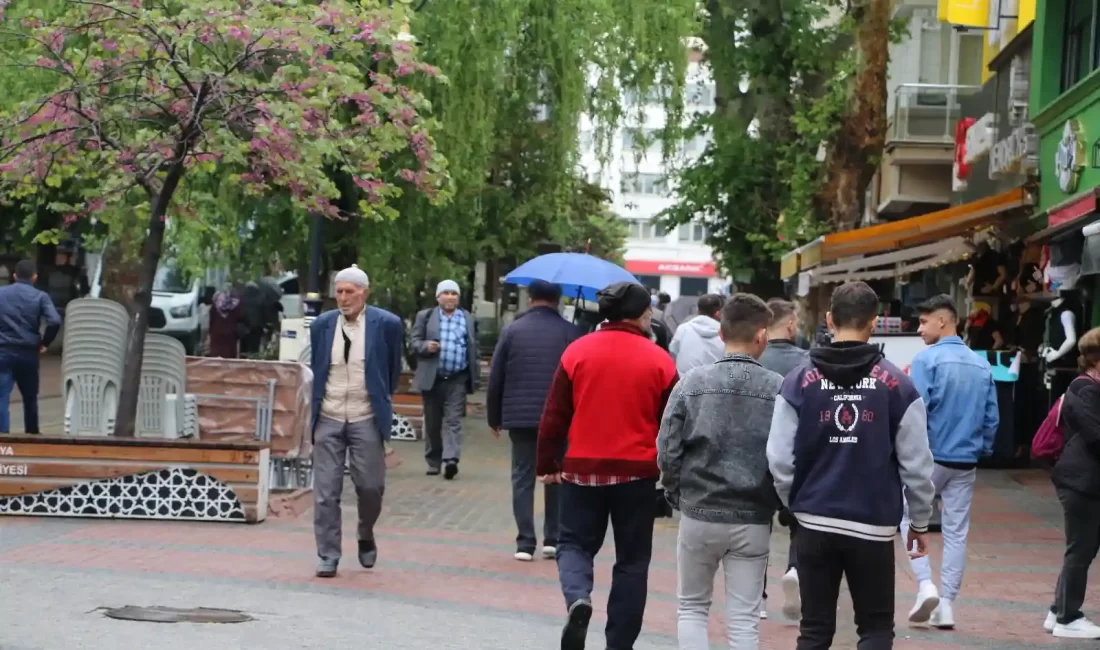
426,466,441,476
316,558,338,578
561,598,592,650
358,539,377,569
443,462,458,480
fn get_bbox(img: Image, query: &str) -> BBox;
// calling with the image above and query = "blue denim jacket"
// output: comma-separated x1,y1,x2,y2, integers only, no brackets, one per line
909,336,999,463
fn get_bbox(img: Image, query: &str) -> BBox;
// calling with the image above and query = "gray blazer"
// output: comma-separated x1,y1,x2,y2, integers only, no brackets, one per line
410,306,480,393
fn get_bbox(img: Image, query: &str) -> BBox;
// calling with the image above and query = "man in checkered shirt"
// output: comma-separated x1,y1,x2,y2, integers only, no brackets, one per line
410,280,480,480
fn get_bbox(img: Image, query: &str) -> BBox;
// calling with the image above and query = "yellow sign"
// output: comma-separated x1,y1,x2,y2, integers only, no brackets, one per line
937,0,990,27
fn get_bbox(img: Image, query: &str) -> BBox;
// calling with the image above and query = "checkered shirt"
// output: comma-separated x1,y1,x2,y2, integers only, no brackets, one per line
438,308,469,376
562,473,645,487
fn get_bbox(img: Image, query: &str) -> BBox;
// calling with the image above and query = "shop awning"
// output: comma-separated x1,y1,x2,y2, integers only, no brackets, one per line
796,188,1030,270
1026,187,1100,243
807,235,982,286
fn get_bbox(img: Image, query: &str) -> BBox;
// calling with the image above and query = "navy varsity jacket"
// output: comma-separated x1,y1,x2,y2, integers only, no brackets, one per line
766,341,936,542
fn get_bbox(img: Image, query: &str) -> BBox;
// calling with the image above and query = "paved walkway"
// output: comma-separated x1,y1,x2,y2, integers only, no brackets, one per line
1,416,1098,649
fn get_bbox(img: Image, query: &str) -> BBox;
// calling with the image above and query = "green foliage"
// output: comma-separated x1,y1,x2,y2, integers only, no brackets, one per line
662,0,854,288
0,0,447,274
351,0,697,313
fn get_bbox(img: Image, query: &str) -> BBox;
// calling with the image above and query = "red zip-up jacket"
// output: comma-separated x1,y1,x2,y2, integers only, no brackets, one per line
536,322,679,478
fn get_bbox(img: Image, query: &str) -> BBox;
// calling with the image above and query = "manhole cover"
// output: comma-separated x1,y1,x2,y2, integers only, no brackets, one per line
99,606,254,624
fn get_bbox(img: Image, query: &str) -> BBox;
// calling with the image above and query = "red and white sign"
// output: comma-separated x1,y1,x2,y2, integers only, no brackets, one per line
625,260,718,277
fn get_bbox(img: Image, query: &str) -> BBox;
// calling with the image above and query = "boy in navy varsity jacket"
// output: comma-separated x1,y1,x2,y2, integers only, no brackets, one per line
767,282,936,650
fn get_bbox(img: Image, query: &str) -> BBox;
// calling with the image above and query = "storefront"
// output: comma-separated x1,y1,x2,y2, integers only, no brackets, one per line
623,259,726,299
1023,0,1100,410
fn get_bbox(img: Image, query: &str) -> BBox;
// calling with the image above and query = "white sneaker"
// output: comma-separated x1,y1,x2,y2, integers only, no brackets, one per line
908,581,940,624
781,568,801,621
1044,611,1056,632
514,551,533,562
1053,617,1100,639
542,545,557,559
930,599,955,629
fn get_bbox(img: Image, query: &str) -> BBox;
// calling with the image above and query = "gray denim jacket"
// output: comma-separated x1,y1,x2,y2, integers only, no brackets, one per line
657,353,783,525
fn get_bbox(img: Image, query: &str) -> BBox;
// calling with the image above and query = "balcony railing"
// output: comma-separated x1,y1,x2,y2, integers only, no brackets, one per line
887,83,980,145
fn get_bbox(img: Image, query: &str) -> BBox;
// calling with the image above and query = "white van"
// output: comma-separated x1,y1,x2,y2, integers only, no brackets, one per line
149,263,213,354
89,252,222,355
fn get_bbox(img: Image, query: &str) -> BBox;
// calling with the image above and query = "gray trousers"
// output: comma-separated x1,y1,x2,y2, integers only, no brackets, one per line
313,416,386,560
510,428,560,551
423,372,467,467
676,517,771,650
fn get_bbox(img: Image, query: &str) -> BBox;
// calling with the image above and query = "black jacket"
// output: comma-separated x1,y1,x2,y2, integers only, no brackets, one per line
1053,375,1100,498
487,306,582,430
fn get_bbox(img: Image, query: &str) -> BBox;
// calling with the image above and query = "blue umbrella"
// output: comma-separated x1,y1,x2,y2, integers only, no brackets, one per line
504,253,640,301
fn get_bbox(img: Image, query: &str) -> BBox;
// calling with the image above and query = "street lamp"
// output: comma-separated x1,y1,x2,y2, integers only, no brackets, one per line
303,0,428,319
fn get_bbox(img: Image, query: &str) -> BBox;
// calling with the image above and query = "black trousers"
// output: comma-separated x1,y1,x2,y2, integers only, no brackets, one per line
557,479,656,650
1051,486,1100,624
795,526,894,650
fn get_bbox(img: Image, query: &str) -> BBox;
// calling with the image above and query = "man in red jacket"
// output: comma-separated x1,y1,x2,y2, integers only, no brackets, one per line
537,281,679,650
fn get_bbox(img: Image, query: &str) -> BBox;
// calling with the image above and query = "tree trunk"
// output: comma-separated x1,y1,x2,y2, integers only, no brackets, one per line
818,0,890,231
113,166,186,437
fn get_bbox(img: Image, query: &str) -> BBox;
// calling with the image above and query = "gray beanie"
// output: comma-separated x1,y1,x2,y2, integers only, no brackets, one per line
436,279,460,297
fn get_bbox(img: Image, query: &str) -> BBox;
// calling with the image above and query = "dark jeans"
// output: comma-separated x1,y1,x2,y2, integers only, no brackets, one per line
0,349,40,434
509,428,560,551
796,526,894,650
1051,486,1100,624
558,478,656,650
762,518,799,600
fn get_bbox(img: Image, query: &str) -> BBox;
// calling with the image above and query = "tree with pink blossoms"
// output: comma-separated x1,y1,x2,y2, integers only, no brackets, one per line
0,0,448,437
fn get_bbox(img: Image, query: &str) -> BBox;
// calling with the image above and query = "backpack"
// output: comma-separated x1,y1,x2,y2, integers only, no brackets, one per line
1031,372,1100,462
1031,396,1065,462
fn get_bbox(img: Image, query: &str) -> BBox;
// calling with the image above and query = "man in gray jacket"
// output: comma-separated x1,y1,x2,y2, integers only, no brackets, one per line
410,280,480,479
658,293,782,650
758,297,810,620
760,298,810,379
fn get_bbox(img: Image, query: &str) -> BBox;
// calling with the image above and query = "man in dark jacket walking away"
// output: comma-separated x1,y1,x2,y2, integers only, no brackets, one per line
0,260,61,434
767,281,936,650
538,281,679,650
487,281,581,562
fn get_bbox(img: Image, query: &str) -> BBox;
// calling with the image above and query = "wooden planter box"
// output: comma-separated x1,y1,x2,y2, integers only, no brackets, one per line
0,434,270,524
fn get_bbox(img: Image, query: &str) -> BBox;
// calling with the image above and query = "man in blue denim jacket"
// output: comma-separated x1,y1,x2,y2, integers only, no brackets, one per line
901,294,999,630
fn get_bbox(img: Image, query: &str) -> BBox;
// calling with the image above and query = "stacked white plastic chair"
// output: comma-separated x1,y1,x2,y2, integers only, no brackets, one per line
62,298,128,436
137,335,188,439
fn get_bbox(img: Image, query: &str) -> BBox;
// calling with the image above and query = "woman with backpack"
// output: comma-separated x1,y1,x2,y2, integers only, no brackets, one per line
1044,326,1100,639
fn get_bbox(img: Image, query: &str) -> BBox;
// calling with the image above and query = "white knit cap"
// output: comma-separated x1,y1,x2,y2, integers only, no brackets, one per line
333,264,369,288
436,279,460,297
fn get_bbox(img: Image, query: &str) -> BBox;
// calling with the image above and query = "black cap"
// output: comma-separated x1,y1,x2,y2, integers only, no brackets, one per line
597,282,651,322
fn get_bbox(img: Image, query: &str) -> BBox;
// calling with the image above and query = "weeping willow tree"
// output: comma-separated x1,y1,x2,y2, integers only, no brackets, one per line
345,0,699,315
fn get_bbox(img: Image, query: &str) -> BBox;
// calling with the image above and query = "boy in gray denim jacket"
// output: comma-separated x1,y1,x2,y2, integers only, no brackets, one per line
658,294,782,650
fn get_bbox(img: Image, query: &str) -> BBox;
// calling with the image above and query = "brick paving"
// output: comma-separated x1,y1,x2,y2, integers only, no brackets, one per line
2,412,1099,648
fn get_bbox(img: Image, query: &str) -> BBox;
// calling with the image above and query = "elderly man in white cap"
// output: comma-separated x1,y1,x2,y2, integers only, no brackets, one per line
410,279,480,479
309,264,404,578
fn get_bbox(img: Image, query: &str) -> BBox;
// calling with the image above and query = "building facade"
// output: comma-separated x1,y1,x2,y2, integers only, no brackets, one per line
577,59,727,300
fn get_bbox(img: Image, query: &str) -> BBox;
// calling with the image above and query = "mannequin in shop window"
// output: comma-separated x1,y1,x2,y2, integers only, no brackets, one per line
966,302,1005,350
1013,300,1046,362
968,241,1008,297
1042,291,1081,373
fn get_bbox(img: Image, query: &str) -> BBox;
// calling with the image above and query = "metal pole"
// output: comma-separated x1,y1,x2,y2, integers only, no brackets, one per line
304,211,324,321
